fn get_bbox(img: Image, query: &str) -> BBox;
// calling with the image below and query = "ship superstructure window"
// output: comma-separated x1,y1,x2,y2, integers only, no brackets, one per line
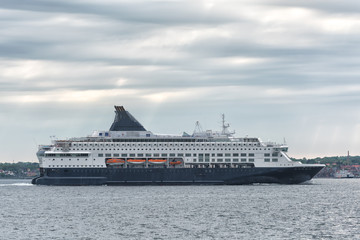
105,154,111,157
272,153,278,157
249,159,254,162
241,153,246,157
272,159,278,162
264,158,270,162
264,153,270,157
249,153,254,157
122,154,127,157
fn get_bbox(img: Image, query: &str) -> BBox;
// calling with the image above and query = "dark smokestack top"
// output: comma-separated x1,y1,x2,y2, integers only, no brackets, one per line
109,106,146,131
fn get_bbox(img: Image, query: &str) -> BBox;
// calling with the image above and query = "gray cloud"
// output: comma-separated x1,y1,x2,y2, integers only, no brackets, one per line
1,0,360,161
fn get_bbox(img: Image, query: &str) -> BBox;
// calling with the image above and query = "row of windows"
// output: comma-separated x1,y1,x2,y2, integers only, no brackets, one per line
72,138,259,144
45,153,89,157
65,147,270,152
48,165,102,168
97,153,276,158
71,141,262,147
195,158,255,163
51,158,92,161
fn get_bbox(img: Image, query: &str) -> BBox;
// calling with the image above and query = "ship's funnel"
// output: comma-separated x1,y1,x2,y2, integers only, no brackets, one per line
109,106,146,131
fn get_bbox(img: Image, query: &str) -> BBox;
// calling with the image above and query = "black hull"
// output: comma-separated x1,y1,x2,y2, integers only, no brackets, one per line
32,166,324,186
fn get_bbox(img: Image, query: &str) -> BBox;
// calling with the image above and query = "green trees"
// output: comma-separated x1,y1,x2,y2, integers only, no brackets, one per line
0,162,39,178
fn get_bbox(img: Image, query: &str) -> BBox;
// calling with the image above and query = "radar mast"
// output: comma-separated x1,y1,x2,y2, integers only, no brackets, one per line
221,114,235,137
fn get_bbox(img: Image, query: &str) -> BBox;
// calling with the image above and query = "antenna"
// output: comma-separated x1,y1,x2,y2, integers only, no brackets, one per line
221,114,235,136
193,121,203,135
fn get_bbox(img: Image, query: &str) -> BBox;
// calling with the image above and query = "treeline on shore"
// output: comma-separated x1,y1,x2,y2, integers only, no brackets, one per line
0,162,39,178
291,155,360,165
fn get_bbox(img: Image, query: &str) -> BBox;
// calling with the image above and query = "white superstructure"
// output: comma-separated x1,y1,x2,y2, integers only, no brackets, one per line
38,117,307,170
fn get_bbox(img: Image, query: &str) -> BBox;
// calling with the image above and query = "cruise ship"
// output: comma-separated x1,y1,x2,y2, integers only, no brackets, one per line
32,106,324,185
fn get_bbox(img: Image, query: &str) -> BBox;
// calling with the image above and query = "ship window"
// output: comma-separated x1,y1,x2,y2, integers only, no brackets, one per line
241,153,246,157
154,153,160,157
98,154,103,157
249,159,254,162
130,154,135,157
233,159,239,162
217,159,223,162
162,153,168,157
272,158,278,162
264,158,270,162
241,158,246,162
105,154,111,157
264,153,270,157
225,159,231,162
170,153,175,157
146,153,151,157
114,153,119,157
233,153,239,157
193,153,197,157
185,153,191,157
272,153,278,157
138,153,144,157
249,153,254,157
121,154,127,157
225,153,231,157
217,153,223,157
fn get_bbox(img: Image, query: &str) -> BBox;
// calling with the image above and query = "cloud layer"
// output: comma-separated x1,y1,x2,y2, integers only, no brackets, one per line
1,0,360,161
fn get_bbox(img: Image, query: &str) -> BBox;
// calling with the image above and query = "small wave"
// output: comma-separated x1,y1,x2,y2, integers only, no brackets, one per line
0,183,33,187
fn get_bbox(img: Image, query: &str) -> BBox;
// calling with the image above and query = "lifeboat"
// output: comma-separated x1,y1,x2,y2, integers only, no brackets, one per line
148,159,167,164
127,159,146,164
169,160,182,165
106,158,125,165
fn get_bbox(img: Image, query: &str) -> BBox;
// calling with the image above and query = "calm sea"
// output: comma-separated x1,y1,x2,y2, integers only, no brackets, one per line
0,178,359,240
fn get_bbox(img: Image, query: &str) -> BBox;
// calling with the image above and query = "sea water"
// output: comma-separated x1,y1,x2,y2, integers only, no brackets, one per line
0,178,359,240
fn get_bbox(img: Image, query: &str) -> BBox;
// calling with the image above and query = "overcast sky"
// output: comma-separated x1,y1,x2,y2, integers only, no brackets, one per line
1,0,360,162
